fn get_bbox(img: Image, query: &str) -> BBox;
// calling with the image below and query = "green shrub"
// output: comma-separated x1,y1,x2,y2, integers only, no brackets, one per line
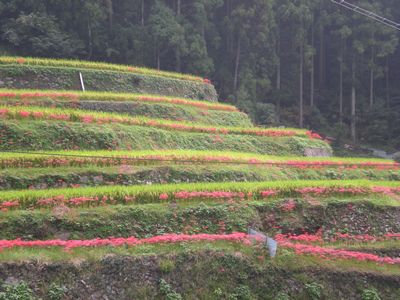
361,288,381,300
305,282,323,300
159,259,176,273
0,282,35,300
275,292,290,300
228,285,253,300
159,279,182,300
46,283,66,300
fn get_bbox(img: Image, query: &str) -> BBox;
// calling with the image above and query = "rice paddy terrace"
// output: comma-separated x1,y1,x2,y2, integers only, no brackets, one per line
0,57,399,299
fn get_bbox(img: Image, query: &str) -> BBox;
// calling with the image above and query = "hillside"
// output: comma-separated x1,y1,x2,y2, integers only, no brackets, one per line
0,57,399,299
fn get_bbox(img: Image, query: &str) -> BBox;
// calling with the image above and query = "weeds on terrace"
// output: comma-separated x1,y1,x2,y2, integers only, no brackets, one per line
0,89,237,112
0,56,206,83
0,180,398,211
0,150,396,170
0,105,311,138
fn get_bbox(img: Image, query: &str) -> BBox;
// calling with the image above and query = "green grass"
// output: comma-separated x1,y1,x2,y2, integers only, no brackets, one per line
0,119,328,154
0,164,399,191
0,241,398,276
0,96,252,127
0,197,398,241
0,149,393,166
0,88,237,112
0,180,399,207
0,56,205,82
0,105,308,137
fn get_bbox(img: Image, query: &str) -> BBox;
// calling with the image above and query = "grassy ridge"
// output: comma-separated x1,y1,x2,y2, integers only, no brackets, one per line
0,89,237,112
0,65,218,101
0,119,328,155
1,197,399,240
0,242,398,276
0,105,307,137
0,242,398,300
0,149,394,167
0,56,206,83
1,180,399,206
0,97,252,127
1,164,399,191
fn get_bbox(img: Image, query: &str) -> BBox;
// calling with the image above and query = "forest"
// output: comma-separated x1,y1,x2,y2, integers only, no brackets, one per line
0,0,399,150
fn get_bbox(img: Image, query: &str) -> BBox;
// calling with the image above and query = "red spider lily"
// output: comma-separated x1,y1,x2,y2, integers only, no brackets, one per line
159,193,169,200
18,111,30,118
0,233,250,251
276,237,400,265
280,200,296,212
260,190,278,197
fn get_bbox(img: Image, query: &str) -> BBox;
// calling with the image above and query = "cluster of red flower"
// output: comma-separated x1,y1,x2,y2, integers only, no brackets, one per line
0,232,249,251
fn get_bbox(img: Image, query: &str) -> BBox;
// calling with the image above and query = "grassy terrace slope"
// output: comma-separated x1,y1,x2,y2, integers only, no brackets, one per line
0,89,252,126
0,150,398,190
0,56,218,101
1,164,399,191
1,180,399,208
0,56,398,299
0,120,329,155
0,242,399,299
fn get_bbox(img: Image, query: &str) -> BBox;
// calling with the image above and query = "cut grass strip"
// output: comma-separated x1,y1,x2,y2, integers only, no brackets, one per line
0,149,395,169
0,105,310,138
0,89,237,112
0,56,206,83
0,180,399,210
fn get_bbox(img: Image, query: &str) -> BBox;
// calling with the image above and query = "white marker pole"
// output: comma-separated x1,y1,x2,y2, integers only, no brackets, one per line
79,72,85,91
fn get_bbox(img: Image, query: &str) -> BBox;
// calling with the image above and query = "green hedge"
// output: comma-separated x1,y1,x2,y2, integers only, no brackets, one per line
0,119,330,155
0,65,218,101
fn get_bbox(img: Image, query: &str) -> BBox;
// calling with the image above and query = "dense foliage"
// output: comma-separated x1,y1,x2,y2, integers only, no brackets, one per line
0,0,399,148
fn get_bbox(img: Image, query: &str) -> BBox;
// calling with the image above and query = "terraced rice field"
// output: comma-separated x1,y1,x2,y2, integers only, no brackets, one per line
0,56,399,299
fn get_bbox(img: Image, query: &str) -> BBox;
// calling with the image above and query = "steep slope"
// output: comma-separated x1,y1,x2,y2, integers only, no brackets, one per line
0,57,398,299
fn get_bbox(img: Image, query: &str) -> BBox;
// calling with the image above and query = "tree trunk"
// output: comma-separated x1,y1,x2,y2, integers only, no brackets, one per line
105,0,113,29
339,37,344,124
87,18,93,60
351,59,356,143
141,0,144,26
318,21,325,87
310,23,315,107
157,42,160,70
175,0,181,72
369,46,374,108
386,56,390,109
233,36,241,92
276,25,281,90
176,49,181,72
177,0,181,16
299,42,304,128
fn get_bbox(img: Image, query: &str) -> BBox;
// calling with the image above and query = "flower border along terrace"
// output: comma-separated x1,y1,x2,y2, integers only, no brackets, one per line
0,232,398,266
0,89,238,112
0,180,399,211
0,105,314,138
0,56,209,83
0,150,396,169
